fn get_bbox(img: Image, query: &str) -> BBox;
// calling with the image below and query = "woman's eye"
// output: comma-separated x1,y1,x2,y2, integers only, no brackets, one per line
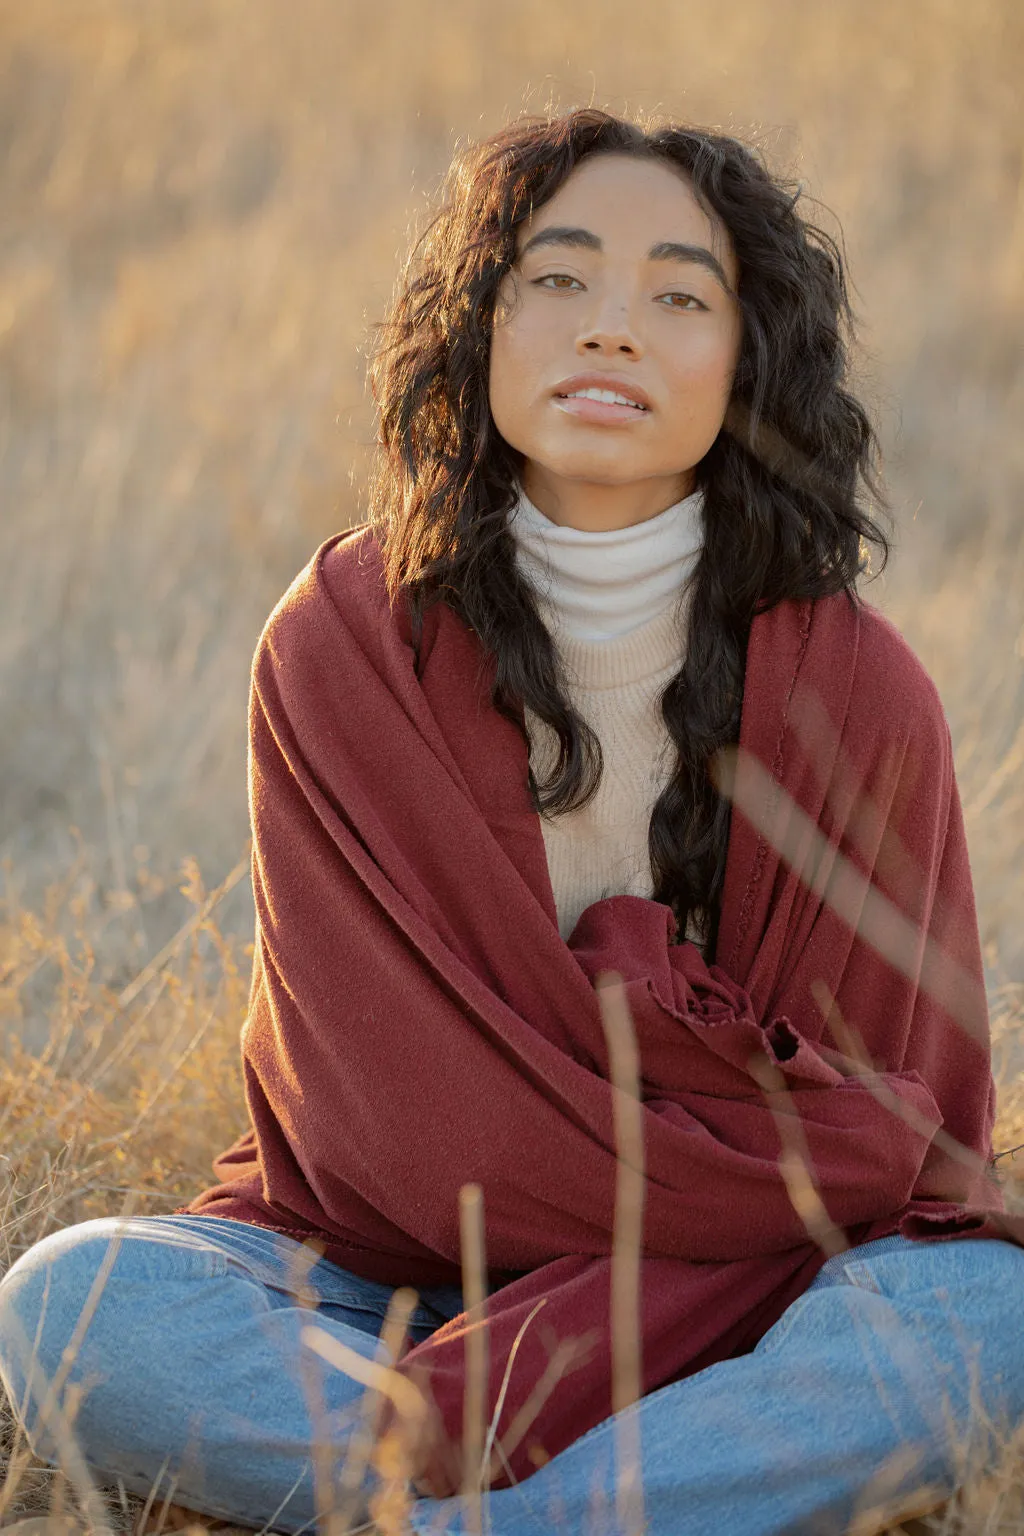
531,275,707,310
660,292,707,311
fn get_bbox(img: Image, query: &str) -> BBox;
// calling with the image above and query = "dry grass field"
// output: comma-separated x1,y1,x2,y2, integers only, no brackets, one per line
1,1,1022,1531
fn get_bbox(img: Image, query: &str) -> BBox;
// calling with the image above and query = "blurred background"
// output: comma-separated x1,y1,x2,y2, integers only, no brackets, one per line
1,0,1022,978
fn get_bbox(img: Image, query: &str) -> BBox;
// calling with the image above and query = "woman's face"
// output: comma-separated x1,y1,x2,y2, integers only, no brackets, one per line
488,152,742,529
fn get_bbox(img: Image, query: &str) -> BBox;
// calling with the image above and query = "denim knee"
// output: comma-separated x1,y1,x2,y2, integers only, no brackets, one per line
0,1221,124,1461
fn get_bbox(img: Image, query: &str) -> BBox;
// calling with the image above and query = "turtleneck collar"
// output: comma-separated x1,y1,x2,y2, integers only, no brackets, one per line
508,482,704,642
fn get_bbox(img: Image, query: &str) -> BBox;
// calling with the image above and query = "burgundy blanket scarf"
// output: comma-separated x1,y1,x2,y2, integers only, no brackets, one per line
181,525,1021,1494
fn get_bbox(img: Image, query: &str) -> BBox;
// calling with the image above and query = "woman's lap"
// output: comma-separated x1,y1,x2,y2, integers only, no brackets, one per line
1,1217,1023,1536
452,1232,1024,1536
0,1214,464,1533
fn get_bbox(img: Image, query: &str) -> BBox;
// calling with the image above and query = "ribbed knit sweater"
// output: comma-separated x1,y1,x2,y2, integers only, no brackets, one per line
508,484,704,943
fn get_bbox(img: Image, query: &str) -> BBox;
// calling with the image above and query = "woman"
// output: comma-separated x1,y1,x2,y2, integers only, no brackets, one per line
2,109,1023,1536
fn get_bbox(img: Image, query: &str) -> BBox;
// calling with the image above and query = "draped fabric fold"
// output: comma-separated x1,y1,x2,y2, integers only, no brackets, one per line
180,525,1020,1494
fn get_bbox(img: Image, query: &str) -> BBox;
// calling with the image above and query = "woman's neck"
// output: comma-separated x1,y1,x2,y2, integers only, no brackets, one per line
518,467,697,531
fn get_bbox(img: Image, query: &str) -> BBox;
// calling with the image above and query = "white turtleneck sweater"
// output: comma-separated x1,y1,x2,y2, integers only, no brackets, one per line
509,484,704,943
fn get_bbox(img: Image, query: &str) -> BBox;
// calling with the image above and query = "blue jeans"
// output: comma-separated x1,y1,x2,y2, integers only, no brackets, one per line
1,1215,1023,1535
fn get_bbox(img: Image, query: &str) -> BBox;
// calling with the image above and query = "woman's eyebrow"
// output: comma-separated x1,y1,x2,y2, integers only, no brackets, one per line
519,225,734,295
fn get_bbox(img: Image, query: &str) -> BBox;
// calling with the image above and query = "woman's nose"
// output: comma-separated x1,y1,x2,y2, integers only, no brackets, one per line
576,291,644,356
579,333,639,355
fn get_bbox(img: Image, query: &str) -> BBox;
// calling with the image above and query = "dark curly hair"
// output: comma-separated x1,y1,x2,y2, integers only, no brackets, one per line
365,108,889,958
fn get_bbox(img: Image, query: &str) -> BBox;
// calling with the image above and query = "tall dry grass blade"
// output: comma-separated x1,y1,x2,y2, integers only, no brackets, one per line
46,1380,84,1526
0,1442,37,1527
140,1466,185,1536
116,854,249,1010
810,981,999,1190
843,1459,948,1536
595,970,646,1536
0,1301,52,1529
8,972,174,1156
2,1196,143,1536
480,1296,548,1488
334,1285,420,1534
712,745,987,1051
127,1452,174,1536
88,1003,224,1153
0,1021,73,1148
458,1182,488,1535
300,1325,429,1536
285,1237,346,1536
255,1460,320,1536
745,1049,848,1260
483,1331,599,1487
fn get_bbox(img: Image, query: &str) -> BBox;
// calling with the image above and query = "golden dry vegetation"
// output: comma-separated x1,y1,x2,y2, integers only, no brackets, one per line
0,1,1022,1532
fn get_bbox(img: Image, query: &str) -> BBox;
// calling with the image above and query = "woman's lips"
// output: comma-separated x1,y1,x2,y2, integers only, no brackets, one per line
552,395,652,425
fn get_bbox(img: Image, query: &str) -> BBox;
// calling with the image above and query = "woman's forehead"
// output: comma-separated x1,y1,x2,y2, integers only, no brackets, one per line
517,154,738,284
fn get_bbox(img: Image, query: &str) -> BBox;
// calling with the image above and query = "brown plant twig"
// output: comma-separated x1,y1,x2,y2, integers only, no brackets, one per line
299,1326,430,1535
484,1330,600,1489
458,1182,488,1536
479,1296,550,1487
711,746,988,1051
129,1452,175,1536
811,980,1010,1200
745,1050,848,1261
595,970,647,1536
116,854,250,1010
335,1283,420,1534
286,1237,348,1536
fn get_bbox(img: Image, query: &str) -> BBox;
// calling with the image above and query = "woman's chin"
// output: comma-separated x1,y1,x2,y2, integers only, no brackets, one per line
522,451,654,487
